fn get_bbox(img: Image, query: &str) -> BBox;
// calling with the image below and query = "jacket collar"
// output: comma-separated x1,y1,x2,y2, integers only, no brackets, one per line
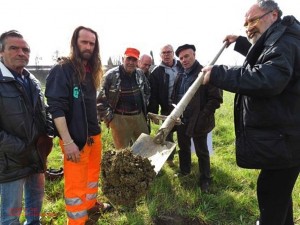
0,61,14,79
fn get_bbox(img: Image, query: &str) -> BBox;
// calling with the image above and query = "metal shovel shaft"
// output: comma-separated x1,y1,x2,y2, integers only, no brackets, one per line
153,43,227,144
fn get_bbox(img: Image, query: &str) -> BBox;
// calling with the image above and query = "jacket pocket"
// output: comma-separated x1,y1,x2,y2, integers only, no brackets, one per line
0,90,25,116
238,129,291,169
0,89,28,137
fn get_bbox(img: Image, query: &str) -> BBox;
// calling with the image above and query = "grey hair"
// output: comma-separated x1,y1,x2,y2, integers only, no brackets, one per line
160,44,174,53
257,0,282,17
0,30,23,52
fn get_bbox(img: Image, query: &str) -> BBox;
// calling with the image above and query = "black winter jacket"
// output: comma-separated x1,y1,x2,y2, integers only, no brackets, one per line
210,16,300,169
172,61,223,137
148,61,182,115
45,62,101,150
0,62,53,183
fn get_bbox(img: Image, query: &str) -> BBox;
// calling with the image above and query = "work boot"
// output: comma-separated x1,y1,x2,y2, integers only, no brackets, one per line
85,202,112,224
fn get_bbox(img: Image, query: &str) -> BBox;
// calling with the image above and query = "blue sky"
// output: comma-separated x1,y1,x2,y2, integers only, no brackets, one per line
1,0,299,66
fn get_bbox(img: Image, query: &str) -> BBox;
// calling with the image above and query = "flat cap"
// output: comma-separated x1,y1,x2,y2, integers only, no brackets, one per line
175,44,196,57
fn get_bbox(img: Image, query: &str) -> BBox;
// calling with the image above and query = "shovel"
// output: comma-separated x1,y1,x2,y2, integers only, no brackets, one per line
132,43,227,173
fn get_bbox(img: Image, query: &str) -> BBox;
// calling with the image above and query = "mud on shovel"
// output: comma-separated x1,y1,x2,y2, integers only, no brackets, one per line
132,43,227,173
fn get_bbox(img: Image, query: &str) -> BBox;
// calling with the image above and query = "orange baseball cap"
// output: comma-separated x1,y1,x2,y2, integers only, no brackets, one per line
124,47,140,60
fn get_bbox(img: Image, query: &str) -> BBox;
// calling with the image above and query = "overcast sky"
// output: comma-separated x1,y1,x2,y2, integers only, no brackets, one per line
1,0,299,66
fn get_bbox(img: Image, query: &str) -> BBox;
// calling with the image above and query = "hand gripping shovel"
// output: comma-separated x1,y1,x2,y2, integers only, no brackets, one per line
132,43,227,173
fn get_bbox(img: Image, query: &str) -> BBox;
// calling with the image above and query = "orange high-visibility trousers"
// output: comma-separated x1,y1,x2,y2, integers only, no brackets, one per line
60,134,102,225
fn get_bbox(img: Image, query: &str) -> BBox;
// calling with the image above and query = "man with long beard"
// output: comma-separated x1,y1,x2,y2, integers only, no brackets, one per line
46,26,111,225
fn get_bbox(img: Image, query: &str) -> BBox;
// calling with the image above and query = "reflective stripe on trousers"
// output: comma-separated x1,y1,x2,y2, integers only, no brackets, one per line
60,134,102,225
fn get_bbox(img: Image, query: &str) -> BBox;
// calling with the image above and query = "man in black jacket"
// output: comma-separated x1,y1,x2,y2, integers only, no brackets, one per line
0,30,53,225
203,0,300,224
173,44,222,192
46,26,111,225
148,44,182,167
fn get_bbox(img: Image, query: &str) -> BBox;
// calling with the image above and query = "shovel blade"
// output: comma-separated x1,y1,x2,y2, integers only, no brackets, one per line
131,133,176,174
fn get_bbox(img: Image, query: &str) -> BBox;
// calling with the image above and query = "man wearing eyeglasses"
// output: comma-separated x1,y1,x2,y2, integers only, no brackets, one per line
202,0,300,224
148,44,183,167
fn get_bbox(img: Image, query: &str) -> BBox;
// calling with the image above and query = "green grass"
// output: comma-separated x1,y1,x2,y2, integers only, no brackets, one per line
39,91,300,225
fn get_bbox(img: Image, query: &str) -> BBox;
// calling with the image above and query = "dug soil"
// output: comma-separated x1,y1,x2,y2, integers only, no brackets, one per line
101,148,156,207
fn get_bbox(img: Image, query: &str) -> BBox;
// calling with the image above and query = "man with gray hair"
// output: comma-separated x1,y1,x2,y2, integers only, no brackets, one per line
202,0,300,224
0,30,53,225
148,44,183,167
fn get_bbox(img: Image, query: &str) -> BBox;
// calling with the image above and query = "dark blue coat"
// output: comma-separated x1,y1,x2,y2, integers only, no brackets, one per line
0,62,52,183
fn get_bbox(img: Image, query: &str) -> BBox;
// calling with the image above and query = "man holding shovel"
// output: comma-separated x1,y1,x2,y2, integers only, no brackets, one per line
202,0,300,224
172,44,223,192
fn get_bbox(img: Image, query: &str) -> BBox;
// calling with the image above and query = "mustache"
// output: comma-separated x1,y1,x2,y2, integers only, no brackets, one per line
82,50,93,54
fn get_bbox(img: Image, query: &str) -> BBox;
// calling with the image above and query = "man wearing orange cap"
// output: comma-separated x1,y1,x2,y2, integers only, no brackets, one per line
97,47,150,149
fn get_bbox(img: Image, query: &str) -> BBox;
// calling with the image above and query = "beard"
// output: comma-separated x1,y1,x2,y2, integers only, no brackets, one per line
80,50,93,60
247,31,262,45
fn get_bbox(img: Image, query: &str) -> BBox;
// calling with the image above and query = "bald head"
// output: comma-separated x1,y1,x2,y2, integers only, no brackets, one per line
138,54,152,74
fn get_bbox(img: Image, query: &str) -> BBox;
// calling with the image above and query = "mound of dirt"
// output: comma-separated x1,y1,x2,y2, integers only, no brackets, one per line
101,148,156,206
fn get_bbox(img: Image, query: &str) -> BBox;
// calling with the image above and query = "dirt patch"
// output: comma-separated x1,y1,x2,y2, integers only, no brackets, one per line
153,215,208,225
101,148,156,207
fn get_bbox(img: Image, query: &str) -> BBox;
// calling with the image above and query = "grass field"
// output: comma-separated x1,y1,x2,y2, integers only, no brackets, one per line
37,91,300,225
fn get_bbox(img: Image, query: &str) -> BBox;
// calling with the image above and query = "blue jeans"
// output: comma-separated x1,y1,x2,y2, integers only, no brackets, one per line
0,173,45,225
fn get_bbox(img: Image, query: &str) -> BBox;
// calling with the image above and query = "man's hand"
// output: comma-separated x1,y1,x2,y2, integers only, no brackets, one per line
223,35,238,47
202,66,213,85
64,142,81,163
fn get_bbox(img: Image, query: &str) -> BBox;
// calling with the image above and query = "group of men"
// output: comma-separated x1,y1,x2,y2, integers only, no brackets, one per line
1,0,300,225
97,43,223,194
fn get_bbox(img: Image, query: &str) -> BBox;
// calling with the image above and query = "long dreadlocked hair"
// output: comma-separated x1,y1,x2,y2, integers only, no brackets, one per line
64,26,103,90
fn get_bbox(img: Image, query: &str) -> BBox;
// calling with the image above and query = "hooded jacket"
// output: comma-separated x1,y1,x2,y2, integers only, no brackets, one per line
0,62,53,183
210,16,300,169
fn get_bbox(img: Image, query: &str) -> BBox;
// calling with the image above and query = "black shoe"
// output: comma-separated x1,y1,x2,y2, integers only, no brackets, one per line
199,180,211,193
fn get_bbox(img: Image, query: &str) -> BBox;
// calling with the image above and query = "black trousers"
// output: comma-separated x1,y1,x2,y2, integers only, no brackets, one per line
257,166,299,225
166,131,176,161
177,124,210,181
